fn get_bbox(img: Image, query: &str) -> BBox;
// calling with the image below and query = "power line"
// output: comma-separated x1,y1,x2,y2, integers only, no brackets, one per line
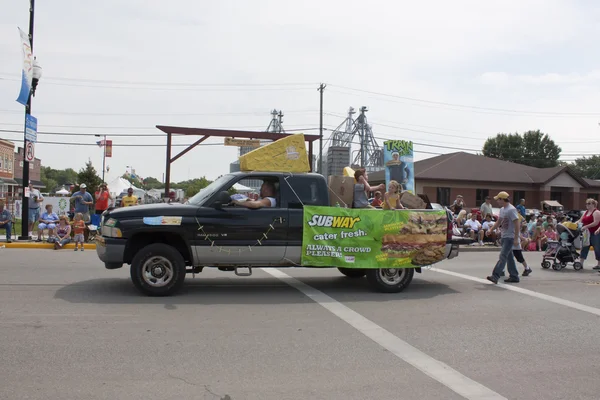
328,84,600,117
0,109,318,117
0,127,320,137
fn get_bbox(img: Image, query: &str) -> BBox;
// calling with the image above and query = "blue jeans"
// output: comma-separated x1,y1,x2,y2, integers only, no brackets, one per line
580,232,600,262
0,222,11,240
493,237,519,280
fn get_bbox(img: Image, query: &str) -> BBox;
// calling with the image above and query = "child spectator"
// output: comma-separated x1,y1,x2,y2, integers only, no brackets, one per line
54,215,72,250
72,213,86,251
520,225,531,251
532,226,547,251
382,180,404,210
545,224,558,241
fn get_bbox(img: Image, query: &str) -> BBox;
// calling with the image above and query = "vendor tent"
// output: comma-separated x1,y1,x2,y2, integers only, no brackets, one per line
107,177,139,197
56,187,70,196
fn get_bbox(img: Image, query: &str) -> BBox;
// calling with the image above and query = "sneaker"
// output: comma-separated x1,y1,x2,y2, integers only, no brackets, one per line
504,277,520,283
6,239,11,244
479,241,484,246
35,238,42,243
486,275,498,284
523,268,532,277
80,248,84,252
74,247,78,251
593,265,600,270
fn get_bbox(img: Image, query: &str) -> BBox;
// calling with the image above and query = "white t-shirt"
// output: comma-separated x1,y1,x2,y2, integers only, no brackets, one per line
482,221,494,230
464,219,481,231
262,197,276,207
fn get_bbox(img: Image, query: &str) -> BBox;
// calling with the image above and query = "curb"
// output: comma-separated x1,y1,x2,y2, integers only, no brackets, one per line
460,246,501,253
1,242,96,250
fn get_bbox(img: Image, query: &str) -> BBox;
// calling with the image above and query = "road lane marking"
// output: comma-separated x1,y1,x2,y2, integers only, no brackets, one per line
263,268,507,400
430,268,600,317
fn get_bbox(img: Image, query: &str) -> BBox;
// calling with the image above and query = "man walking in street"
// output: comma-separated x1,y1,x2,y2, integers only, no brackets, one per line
486,191,521,284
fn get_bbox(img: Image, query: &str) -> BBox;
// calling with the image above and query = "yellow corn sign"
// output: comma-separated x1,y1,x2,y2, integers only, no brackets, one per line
224,137,261,148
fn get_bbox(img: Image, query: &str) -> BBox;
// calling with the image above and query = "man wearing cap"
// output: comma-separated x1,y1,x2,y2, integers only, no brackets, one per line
27,181,43,236
70,184,94,223
485,191,521,283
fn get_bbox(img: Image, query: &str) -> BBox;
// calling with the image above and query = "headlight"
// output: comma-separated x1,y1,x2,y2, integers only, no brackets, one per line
102,218,123,238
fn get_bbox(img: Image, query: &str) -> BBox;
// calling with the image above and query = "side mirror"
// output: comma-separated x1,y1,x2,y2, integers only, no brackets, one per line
212,191,231,209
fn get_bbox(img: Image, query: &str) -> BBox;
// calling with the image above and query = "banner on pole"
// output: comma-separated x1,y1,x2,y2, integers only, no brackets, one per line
105,140,112,157
301,206,447,269
383,140,414,194
16,28,33,106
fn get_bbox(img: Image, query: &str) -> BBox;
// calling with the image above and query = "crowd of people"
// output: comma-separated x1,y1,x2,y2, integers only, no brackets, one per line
0,181,140,246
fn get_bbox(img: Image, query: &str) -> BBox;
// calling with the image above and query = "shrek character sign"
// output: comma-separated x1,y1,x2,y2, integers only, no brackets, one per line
302,206,447,269
384,140,414,194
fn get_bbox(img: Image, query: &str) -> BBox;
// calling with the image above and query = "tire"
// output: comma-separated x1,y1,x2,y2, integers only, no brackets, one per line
366,268,414,293
573,262,583,271
130,243,186,296
552,262,562,271
337,267,366,278
542,261,551,269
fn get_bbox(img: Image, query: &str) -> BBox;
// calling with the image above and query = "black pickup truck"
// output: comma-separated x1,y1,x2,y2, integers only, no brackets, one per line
96,171,461,296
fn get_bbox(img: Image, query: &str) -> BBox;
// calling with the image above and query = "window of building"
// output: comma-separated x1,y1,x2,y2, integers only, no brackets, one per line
550,191,563,204
8,157,11,172
436,187,451,206
30,163,33,170
19,161,23,167
513,190,525,202
475,189,489,206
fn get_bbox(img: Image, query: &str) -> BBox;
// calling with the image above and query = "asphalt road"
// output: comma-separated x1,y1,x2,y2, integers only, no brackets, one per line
1,249,600,400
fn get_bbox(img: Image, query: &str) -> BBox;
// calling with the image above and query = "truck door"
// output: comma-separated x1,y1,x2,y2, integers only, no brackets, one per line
193,179,288,265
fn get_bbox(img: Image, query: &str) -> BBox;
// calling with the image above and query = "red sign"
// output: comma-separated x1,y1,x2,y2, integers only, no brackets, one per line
105,140,112,157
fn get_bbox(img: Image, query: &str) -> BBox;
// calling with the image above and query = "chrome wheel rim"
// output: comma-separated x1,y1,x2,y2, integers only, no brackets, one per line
378,268,405,285
142,256,174,287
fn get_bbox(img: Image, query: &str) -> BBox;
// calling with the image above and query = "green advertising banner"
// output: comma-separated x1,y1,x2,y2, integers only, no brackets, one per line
302,206,448,269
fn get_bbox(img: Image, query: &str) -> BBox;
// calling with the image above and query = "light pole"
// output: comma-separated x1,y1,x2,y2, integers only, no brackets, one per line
95,134,106,183
19,0,42,240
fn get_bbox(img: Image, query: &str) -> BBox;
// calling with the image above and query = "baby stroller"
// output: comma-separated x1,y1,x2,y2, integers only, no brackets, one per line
541,222,582,271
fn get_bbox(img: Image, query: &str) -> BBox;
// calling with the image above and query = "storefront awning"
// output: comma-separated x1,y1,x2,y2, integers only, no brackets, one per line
0,178,18,185
542,200,563,208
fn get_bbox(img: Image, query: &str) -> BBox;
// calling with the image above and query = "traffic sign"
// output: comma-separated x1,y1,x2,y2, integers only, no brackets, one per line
25,114,37,143
25,141,35,162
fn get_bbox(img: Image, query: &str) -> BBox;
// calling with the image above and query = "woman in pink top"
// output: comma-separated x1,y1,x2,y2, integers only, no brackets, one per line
545,224,558,241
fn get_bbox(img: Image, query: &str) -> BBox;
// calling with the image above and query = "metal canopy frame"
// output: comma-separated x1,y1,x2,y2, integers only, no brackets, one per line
156,125,321,197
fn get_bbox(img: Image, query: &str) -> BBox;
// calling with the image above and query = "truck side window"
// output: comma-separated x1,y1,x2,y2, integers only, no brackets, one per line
288,179,320,208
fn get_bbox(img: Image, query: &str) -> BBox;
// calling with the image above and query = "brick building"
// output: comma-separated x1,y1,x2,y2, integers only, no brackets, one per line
0,139,17,199
13,146,44,194
370,152,600,210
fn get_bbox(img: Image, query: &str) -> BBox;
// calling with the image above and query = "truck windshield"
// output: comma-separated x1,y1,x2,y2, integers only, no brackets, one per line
187,174,234,206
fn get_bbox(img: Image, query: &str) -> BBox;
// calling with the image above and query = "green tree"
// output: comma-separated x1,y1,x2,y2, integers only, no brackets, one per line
172,177,212,197
41,166,78,191
77,161,102,191
571,155,600,180
482,130,561,168
143,176,164,189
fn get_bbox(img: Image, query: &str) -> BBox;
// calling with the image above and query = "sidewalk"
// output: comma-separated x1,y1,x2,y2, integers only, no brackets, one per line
0,234,96,249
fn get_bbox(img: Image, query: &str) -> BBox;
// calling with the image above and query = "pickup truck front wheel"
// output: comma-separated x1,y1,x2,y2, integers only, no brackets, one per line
337,268,366,278
366,268,414,293
130,244,186,296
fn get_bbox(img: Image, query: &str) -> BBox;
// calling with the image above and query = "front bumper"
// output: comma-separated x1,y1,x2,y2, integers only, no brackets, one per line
96,236,126,265
445,243,460,259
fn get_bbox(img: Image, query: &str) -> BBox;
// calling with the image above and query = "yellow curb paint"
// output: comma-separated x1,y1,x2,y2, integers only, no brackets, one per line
3,243,96,250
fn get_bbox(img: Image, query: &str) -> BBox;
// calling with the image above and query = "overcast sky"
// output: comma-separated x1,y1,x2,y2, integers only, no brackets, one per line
1,0,600,184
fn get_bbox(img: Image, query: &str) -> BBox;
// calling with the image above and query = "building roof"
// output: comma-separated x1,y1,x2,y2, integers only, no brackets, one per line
369,152,596,188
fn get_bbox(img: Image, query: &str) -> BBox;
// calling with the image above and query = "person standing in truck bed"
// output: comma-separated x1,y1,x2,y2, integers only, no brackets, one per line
353,168,384,209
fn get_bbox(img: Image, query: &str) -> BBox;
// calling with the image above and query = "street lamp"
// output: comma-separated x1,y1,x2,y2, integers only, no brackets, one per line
19,0,41,241
95,134,106,183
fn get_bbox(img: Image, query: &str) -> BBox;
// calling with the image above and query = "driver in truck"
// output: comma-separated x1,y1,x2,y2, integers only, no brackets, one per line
233,181,277,209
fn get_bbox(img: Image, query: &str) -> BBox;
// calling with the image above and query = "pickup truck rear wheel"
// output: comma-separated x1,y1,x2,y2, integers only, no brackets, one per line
366,268,414,293
337,268,366,278
130,244,186,296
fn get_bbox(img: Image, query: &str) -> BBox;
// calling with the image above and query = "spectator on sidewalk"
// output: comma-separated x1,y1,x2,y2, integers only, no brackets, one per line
54,215,72,250
464,213,484,245
28,181,43,237
71,184,93,223
480,196,494,220
516,198,527,219
482,215,496,243
36,204,59,243
94,183,113,215
121,188,139,207
451,195,465,215
0,200,12,243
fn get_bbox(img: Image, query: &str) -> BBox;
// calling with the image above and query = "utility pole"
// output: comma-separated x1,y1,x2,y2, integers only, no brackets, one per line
318,83,326,174
19,0,36,240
